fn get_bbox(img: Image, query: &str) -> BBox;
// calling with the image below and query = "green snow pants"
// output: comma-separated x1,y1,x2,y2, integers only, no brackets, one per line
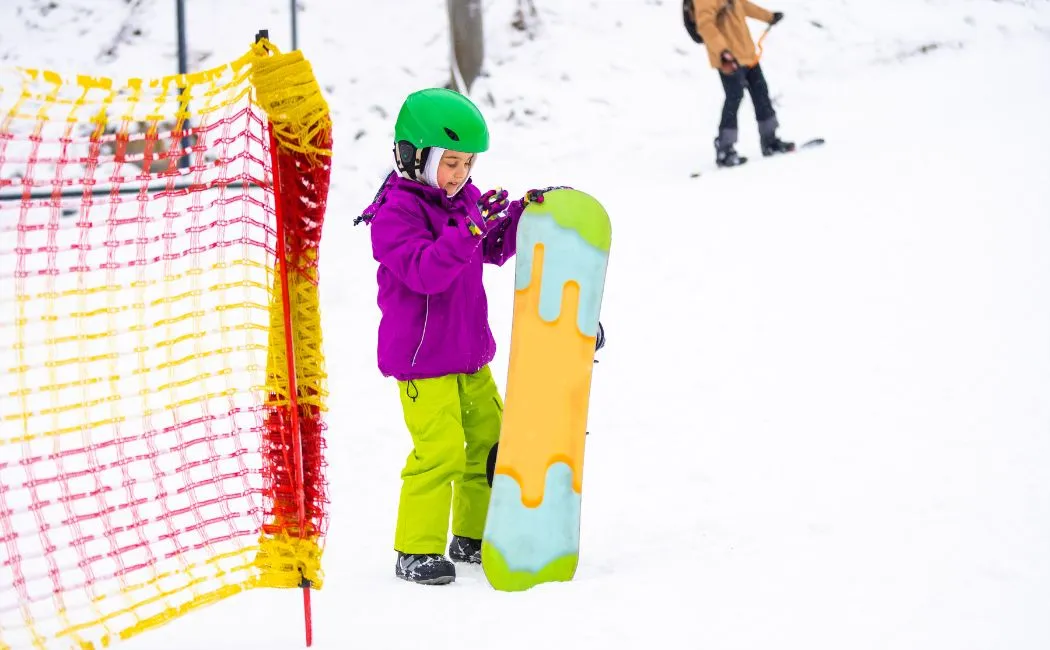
394,365,503,555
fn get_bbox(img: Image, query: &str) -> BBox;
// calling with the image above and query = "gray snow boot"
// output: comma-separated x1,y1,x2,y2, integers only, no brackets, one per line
449,535,482,564
395,552,456,585
714,129,747,167
758,117,795,156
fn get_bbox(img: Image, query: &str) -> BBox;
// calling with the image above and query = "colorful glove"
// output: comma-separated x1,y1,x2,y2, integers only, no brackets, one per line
522,185,572,207
478,187,510,220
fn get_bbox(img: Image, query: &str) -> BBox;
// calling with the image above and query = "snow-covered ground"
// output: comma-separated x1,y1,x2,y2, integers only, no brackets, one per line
2,1,1050,648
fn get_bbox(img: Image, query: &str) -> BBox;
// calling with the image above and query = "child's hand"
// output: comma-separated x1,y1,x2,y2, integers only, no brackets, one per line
478,188,510,220
522,186,572,207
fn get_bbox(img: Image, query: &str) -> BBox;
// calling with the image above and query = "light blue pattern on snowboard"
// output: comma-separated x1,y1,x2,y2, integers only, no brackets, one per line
484,463,581,572
515,213,608,337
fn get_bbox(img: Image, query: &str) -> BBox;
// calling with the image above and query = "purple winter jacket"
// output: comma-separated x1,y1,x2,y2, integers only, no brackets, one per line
361,173,523,381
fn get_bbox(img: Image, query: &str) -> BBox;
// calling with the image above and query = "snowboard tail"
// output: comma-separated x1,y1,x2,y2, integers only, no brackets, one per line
482,188,611,592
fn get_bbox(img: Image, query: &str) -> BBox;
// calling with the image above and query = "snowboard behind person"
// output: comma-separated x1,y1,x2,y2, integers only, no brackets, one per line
359,87,557,585
691,0,795,167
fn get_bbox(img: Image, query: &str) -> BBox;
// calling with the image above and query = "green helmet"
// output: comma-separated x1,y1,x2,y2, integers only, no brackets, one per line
394,88,490,153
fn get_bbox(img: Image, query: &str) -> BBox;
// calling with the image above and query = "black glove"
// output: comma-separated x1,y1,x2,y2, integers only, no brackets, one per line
771,11,784,25
720,50,739,74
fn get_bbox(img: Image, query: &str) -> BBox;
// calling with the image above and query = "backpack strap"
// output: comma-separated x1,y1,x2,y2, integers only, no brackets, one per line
683,0,704,44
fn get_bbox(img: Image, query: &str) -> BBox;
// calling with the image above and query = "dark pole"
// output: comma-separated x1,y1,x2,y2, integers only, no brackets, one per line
176,0,188,75
290,0,298,50
176,0,190,169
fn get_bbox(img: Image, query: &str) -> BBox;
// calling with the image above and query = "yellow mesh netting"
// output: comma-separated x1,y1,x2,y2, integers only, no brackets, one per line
0,37,331,649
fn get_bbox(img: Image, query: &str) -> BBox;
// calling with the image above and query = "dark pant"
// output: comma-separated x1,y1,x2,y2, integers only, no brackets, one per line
718,64,777,145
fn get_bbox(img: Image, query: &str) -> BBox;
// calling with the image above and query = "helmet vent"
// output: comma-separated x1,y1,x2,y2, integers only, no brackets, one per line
443,127,460,141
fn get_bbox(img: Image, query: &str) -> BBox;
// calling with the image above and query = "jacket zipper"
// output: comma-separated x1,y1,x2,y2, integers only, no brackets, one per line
411,295,430,367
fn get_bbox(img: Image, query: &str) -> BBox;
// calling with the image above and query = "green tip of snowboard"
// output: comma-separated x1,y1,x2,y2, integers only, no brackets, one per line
526,189,611,252
481,541,579,592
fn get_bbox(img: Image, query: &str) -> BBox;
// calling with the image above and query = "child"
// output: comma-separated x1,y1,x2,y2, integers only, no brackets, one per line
358,88,554,585
691,0,794,167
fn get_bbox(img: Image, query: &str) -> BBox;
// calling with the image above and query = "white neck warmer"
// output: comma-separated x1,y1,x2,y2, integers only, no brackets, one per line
422,146,445,191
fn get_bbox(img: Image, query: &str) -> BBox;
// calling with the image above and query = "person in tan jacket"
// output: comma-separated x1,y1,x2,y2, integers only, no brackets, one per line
693,0,794,167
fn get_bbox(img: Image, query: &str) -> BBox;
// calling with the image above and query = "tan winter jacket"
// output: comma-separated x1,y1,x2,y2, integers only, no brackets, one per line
693,0,776,70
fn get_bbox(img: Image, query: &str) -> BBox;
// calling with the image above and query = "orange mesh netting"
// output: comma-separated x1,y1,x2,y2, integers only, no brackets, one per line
0,38,330,649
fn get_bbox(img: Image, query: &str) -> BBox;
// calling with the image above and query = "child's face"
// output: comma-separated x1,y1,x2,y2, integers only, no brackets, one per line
436,150,474,196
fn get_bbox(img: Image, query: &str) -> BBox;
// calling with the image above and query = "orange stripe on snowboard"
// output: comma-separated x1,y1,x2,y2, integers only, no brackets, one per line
494,244,596,508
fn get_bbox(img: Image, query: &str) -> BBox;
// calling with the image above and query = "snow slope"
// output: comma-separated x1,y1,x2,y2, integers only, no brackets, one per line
3,1,1050,648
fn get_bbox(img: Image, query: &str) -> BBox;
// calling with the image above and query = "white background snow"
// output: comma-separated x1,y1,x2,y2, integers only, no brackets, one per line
2,0,1049,648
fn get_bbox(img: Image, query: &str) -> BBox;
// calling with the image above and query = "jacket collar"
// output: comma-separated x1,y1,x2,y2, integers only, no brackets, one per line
355,172,474,227
392,175,473,207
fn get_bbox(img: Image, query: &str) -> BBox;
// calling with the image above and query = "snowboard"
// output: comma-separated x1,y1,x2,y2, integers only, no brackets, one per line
690,137,826,178
482,188,611,592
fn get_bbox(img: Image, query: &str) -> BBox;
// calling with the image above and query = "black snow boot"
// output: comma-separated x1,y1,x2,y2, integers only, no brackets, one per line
714,134,747,168
761,135,796,156
758,117,795,157
448,535,482,564
395,552,456,585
